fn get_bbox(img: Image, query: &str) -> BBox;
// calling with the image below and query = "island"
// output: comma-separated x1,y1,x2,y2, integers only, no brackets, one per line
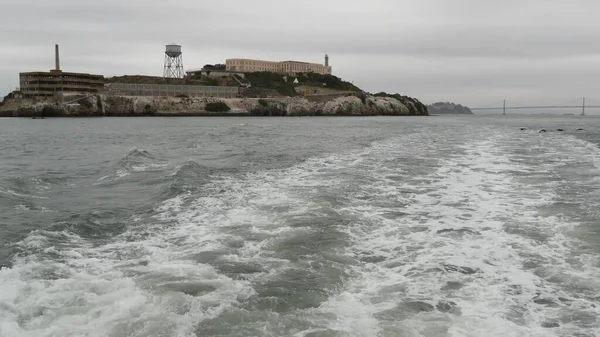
2,47,430,117
427,102,473,115
0,71,428,117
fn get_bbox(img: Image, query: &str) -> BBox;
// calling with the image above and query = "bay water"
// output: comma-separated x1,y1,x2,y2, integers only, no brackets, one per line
0,115,598,337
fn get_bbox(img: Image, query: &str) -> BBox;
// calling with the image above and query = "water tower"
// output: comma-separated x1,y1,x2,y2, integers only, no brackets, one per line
163,44,184,78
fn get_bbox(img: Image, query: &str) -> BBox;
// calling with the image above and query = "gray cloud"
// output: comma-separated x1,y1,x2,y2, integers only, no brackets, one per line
2,0,600,108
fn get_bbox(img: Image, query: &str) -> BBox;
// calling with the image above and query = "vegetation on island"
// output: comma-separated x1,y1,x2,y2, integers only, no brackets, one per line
427,102,473,115
294,72,361,92
204,101,231,112
244,72,298,97
242,71,361,98
0,94,9,107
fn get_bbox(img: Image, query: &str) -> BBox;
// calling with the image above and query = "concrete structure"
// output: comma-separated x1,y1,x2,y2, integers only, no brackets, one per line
226,55,332,75
19,44,104,98
105,83,239,98
163,44,184,78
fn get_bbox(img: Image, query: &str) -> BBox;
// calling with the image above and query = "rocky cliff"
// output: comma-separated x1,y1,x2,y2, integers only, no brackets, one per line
427,102,473,115
0,93,428,117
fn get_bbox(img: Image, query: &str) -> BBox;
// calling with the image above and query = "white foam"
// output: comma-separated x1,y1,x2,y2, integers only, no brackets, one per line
280,129,600,336
0,187,48,199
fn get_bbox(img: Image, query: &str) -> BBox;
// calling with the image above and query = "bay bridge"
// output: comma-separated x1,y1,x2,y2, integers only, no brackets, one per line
471,97,600,115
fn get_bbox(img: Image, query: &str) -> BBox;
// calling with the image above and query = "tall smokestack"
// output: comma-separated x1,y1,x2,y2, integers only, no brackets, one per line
55,44,60,71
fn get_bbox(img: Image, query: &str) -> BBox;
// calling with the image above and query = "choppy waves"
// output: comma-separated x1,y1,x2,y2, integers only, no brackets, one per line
1,125,600,336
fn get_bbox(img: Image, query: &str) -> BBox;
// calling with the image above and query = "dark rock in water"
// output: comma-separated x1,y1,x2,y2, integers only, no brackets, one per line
576,128,584,131
539,129,547,133
442,281,464,291
442,264,479,275
520,127,528,130
541,322,560,328
556,129,564,131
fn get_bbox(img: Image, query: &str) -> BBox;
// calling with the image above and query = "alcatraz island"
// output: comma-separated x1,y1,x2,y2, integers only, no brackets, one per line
0,44,428,117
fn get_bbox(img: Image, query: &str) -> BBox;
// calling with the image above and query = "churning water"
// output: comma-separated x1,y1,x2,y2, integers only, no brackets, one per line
0,116,599,337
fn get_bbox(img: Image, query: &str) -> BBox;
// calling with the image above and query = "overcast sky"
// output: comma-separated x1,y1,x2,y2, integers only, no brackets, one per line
2,0,600,108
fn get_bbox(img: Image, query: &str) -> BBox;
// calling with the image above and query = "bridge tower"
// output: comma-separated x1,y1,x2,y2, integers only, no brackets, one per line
502,99,506,115
581,97,586,116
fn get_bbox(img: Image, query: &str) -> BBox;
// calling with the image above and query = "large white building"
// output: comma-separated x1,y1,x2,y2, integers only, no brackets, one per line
226,55,332,75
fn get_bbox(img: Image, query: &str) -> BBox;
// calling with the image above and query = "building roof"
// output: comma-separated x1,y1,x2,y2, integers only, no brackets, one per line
20,71,104,77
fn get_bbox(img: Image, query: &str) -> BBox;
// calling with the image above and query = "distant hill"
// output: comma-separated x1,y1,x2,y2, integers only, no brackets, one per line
428,102,473,115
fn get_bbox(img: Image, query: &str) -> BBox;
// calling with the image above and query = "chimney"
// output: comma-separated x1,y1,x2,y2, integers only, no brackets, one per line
55,44,60,71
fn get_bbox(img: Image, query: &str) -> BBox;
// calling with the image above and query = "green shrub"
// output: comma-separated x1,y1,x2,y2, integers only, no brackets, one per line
205,101,230,112
201,77,219,86
245,72,298,97
258,99,269,107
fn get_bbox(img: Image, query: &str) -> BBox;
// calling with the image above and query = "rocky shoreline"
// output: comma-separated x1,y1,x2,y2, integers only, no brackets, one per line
0,93,428,117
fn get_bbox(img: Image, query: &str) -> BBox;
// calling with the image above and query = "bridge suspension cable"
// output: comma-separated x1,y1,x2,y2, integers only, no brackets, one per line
471,96,600,113
555,98,584,106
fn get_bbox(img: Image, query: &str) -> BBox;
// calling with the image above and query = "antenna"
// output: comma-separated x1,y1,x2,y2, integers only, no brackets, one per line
163,44,184,78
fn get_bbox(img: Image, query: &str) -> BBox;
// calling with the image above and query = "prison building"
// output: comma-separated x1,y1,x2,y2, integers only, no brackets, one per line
226,55,332,75
20,71,105,98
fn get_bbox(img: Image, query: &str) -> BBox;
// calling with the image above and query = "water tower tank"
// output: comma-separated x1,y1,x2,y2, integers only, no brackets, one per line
165,44,182,57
